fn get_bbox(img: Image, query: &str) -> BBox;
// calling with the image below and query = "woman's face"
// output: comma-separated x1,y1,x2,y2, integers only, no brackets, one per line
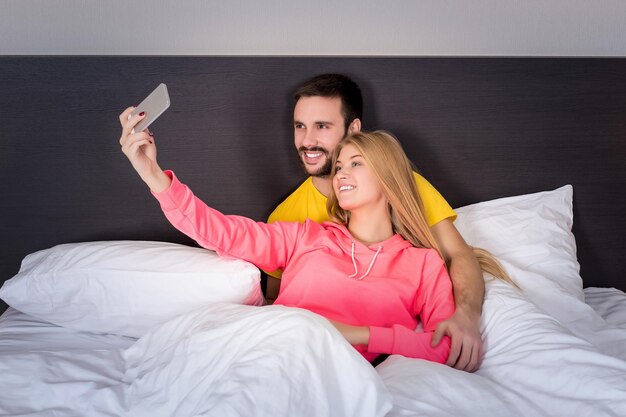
333,144,386,212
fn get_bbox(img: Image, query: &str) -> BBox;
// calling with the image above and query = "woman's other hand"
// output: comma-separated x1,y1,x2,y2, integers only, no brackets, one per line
329,320,370,345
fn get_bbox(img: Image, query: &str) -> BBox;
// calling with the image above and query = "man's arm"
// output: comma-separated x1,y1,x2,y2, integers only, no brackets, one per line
429,218,485,372
266,276,280,304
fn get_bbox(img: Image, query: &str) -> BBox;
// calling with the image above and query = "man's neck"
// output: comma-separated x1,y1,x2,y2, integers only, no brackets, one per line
311,175,333,197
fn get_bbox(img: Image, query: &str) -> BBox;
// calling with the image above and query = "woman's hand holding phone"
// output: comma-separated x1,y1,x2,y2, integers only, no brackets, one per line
119,106,171,193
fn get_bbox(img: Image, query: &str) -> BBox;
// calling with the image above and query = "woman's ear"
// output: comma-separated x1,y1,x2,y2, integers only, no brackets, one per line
348,119,362,134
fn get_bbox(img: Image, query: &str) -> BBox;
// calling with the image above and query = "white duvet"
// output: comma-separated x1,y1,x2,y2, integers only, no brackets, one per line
379,280,626,417
0,303,392,417
1,281,626,417
120,304,391,417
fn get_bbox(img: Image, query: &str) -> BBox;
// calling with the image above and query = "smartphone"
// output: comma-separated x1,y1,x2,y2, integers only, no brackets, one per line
129,83,170,134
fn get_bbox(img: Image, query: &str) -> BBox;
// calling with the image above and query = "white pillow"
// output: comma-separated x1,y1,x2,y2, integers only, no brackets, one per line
0,241,264,337
453,184,584,301
452,187,626,360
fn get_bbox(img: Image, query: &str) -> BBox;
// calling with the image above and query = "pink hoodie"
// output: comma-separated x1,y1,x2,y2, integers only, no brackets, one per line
154,171,454,363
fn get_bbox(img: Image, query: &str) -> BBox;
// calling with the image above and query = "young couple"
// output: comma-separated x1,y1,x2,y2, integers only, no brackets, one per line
119,74,510,371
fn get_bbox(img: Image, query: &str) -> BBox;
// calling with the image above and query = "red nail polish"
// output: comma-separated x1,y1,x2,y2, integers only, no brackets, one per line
139,111,145,116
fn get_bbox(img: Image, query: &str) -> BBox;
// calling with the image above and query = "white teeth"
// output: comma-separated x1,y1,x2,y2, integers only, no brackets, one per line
339,185,355,191
306,152,322,158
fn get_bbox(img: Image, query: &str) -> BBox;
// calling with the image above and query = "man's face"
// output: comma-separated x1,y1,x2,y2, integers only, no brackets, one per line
293,96,347,177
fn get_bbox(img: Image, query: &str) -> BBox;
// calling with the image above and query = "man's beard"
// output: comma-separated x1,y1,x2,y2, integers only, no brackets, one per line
298,146,333,177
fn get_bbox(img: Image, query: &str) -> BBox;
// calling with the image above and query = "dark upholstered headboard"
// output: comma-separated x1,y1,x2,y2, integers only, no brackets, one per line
1,57,625,314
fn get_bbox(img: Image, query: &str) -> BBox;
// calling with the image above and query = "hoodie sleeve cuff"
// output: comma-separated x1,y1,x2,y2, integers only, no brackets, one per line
151,170,185,211
368,326,395,354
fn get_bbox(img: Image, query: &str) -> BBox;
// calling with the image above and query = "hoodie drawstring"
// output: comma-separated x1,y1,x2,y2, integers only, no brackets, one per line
347,242,359,278
347,242,382,280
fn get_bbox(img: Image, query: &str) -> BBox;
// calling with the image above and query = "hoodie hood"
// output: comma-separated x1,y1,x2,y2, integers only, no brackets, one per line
322,221,413,280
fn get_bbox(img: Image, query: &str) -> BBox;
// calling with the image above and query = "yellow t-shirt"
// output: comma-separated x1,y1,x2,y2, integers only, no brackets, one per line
266,172,456,278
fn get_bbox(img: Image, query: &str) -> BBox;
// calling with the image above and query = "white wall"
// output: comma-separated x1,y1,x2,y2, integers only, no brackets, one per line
1,0,625,56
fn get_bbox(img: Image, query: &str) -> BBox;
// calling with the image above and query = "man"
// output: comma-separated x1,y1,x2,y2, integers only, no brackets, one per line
266,74,485,372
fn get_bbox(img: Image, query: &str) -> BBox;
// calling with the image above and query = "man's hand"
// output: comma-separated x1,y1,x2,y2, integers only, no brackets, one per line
432,308,483,372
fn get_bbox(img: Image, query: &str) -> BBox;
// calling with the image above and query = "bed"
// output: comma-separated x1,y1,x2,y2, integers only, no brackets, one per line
1,57,625,416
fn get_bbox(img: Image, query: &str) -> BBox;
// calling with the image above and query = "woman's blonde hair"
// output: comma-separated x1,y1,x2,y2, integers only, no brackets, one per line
327,130,515,285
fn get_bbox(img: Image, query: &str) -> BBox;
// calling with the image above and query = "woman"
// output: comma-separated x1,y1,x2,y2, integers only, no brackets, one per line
120,107,460,364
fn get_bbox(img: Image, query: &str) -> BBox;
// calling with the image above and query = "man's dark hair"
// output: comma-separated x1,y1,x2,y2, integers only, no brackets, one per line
294,73,363,131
